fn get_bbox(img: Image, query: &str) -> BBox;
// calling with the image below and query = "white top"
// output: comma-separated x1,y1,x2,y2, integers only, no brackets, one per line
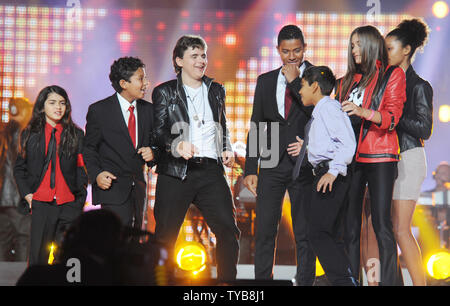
347,87,365,107
184,82,218,160
117,92,138,148
276,62,307,119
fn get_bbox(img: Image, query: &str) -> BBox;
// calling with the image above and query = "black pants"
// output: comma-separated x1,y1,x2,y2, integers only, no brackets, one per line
30,200,82,266
0,207,31,261
101,182,145,229
153,162,240,282
308,167,356,286
344,161,403,286
255,153,315,285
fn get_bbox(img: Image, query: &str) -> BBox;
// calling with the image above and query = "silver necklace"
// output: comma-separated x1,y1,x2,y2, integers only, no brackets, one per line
184,84,205,128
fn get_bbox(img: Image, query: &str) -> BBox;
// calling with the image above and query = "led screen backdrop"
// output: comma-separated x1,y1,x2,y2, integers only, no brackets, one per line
2,4,448,244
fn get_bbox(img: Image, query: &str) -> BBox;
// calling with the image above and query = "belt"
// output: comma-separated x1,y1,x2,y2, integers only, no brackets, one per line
312,161,329,176
188,157,218,166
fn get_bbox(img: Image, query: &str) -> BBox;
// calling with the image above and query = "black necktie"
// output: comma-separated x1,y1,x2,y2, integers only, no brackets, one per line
48,128,57,189
292,118,313,181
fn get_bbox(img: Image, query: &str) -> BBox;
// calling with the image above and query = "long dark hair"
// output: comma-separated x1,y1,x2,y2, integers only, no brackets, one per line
340,25,388,101
19,85,80,158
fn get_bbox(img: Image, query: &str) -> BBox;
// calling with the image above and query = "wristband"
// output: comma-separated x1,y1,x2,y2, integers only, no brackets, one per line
367,109,375,121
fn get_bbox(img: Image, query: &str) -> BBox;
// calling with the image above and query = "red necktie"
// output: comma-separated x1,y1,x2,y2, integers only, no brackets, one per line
285,86,293,118
128,105,136,148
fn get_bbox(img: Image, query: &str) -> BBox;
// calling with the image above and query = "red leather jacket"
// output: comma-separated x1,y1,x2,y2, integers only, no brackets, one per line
337,65,406,163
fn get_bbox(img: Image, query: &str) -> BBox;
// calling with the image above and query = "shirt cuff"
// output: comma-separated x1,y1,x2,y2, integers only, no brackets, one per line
328,167,346,178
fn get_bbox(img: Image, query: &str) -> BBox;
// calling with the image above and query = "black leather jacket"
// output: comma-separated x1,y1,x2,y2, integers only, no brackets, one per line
151,74,232,180
397,65,433,153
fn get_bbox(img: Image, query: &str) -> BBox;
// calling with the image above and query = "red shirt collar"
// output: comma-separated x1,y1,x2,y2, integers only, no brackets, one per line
45,122,63,133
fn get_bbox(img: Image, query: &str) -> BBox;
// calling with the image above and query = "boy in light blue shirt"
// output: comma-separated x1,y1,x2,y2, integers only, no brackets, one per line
294,66,357,286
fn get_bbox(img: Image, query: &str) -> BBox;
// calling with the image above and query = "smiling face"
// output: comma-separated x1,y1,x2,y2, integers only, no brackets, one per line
120,67,148,101
176,46,207,85
277,39,306,66
44,92,66,126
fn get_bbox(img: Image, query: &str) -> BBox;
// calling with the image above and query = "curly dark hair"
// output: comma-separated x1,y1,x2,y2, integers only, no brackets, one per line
109,57,145,93
387,18,430,60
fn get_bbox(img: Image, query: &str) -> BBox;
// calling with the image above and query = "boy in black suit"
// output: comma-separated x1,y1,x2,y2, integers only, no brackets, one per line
243,25,316,285
84,57,155,229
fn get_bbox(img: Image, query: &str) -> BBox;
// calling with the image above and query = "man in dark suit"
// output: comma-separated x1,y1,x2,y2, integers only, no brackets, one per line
84,57,155,229
243,25,316,285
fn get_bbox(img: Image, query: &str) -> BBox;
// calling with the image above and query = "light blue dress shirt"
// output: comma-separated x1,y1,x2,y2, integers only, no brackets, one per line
307,96,356,177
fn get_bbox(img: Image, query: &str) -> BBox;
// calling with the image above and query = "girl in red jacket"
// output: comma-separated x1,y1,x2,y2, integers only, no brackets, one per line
336,25,406,286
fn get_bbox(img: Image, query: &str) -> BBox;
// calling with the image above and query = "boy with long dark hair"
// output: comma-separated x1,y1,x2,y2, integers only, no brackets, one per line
14,85,87,265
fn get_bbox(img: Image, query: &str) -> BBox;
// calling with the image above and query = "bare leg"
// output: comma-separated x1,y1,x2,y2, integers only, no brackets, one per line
392,200,426,286
361,196,380,286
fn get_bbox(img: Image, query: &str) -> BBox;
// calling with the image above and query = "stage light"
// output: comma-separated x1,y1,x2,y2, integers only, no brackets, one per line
118,31,132,43
225,33,237,46
316,257,325,277
175,242,207,275
432,1,449,19
426,251,450,280
48,242,56,265
439,105,450,122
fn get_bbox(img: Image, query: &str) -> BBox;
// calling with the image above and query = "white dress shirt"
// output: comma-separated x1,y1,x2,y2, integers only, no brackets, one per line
117,92,138,148
184,83,218,160
276,62,307,119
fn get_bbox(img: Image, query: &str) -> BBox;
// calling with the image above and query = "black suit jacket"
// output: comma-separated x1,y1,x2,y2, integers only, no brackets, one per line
13,128,87,215
83,94,155,205
244,62,313,176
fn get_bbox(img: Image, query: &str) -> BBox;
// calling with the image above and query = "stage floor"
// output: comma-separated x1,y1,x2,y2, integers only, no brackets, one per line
0,262,412,286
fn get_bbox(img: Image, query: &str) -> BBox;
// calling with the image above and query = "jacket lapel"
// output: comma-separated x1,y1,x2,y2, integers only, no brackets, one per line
136,99,145,148
270,68,285,121
110,94,135,148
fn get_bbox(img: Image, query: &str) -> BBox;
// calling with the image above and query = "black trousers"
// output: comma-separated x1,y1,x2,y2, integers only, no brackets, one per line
344,161,404,286
153,162,240,282
30,200,82,266
255,153,316,285
101,182,145,229
308,167,356,286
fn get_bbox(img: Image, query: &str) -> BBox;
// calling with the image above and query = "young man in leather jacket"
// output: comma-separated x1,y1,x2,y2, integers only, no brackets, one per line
151,35,240,282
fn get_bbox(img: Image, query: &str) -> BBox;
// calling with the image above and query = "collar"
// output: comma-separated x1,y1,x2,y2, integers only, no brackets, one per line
405,65,415,80
311,96,331,119
176,73,214,103
116,92,136,111
45,122,63,133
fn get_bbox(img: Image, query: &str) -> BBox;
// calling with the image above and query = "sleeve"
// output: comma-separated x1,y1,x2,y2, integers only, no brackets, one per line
151,86,178,155
82,104,104,184
146,102,158,168
13,150,33,199
75,129,88,207
244,75,264,176
219,85,233,153
324,104,357,177
397,81,433,140
378,67,407,131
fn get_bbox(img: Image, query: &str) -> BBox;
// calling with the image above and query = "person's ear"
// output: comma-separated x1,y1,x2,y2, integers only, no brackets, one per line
403,44,412,57
119,79,128,91
175,57,184,69
312,81,320,94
